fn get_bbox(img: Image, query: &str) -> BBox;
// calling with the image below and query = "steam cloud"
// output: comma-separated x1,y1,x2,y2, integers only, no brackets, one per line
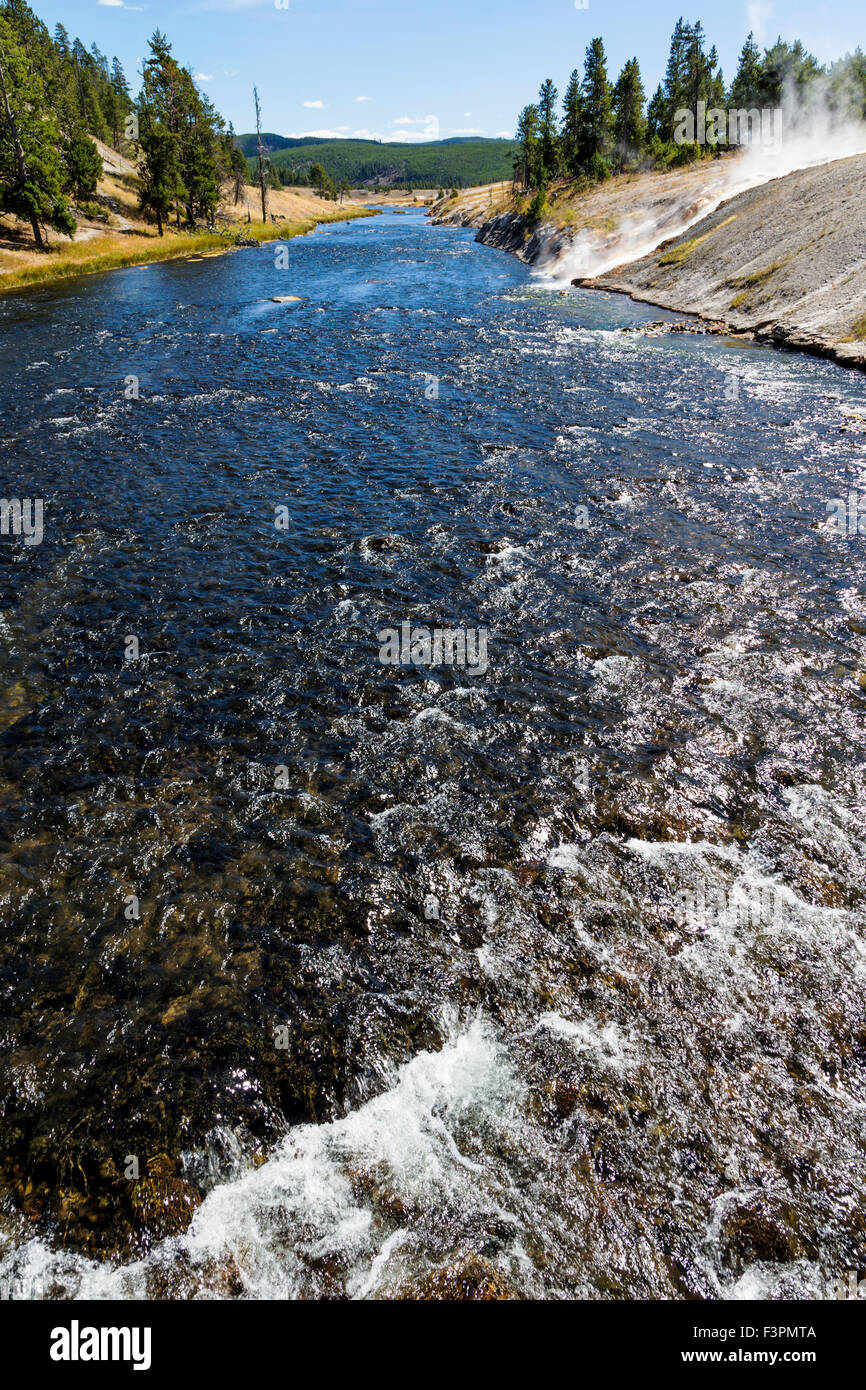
535,75,866,287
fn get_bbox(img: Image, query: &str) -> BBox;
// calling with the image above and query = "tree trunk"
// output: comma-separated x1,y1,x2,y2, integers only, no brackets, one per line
0,48,45,251
254,86,267,224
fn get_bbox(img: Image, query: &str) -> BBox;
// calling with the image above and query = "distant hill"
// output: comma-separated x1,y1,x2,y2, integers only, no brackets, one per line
234,135,517,189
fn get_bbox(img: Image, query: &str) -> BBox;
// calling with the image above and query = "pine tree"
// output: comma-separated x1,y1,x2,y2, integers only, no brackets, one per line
646,83,666,142
111,56,130,101
138,32,223,229
581,38,613,171
137,108,183,236
560,68,584,177
707,48,725,106
69,39,109,144
0,13,75,247
537,78,559,183
683,20,709,116
730,33,763,108
612,58,646,170
110,58,133,147
514,103,539,189
100,80,120,150
181,76,222,225
138,31,188,231
63,130,102,199
758,37,821,105
661,16,691,137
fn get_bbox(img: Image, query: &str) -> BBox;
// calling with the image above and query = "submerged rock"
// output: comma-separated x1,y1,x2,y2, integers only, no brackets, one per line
720,1195,815,1271
400,1255,516,1301
130,1160,202,1242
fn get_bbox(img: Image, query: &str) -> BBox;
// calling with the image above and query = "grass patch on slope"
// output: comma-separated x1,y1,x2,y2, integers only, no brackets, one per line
727,257,789,308
658,231,714,265
658,215,738,267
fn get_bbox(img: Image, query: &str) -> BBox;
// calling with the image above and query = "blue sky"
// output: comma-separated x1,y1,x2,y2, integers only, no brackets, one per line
42,0,864,139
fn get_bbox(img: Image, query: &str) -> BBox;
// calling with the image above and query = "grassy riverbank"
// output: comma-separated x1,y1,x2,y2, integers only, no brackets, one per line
0,208,375,295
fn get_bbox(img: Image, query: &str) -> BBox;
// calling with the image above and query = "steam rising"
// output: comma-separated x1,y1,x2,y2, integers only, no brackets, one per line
535,80,866,287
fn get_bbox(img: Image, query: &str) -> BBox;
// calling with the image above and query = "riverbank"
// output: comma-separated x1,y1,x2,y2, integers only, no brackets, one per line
0,140,377,295
583,152,866,371
0,213,376,295
431,150,866,372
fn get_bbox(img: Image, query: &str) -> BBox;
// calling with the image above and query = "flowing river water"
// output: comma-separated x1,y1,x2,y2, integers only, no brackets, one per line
0,208,865,1300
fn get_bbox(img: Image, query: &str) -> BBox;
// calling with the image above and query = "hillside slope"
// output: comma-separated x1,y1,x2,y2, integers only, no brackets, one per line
241,136,517,190
585,153,866,369
0,140,374,291
431,153,866,370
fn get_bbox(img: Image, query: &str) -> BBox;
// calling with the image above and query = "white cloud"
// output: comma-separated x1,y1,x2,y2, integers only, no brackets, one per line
451,127,484,136
494,130,513,138
194,73,215,82
348,125,441,143
281,129,347,140
464,112,472,117
388,114,439,139
303,100,327,109
390,130,439,143
98,0,124,6
197,0,272,9
355,95,372,103
745,0,774,43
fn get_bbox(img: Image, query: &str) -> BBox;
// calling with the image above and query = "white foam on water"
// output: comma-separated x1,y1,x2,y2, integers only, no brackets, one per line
626,836,740,867
723,1261,829,1300
547,843,585,871
0,1019,524,1301
333,598,362,623
537,1012,635,1072
412,706,469,733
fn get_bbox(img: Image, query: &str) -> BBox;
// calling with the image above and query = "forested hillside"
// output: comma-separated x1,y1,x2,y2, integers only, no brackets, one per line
238,136,517,190
0,0,136,245
512,19,866,197
0,0,247,246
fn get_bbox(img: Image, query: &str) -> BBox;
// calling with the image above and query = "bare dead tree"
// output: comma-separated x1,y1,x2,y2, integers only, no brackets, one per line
254,86,268,224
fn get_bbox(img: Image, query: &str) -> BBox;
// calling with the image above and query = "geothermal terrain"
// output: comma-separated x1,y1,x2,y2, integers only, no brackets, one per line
433,152,866,371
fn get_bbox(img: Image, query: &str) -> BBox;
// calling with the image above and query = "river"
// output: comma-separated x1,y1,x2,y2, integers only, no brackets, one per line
0,207,865,1299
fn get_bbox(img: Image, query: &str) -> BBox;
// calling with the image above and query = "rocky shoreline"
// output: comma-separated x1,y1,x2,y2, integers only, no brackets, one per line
433,153,866,372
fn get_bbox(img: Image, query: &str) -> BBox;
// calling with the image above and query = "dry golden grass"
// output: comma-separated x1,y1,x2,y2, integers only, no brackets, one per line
843,312,866,342
0,145,379,293
0,200,373,294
